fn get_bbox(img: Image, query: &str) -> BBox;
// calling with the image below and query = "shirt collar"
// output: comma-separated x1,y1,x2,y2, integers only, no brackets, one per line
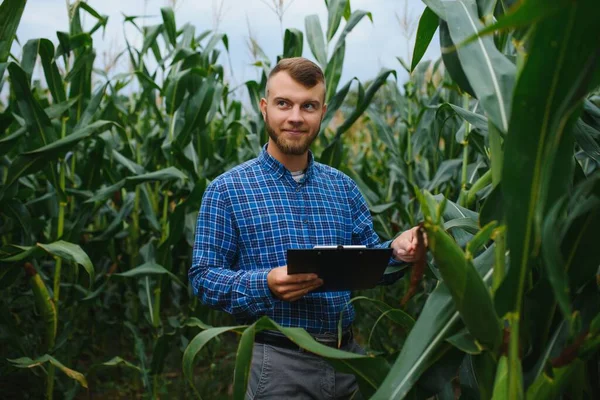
259,143,316,182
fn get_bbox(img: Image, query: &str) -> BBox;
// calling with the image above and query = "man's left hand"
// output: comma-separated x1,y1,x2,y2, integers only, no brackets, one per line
391,226,428,263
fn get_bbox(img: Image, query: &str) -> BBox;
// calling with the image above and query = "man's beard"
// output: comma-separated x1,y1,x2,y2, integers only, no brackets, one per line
265,112,320,156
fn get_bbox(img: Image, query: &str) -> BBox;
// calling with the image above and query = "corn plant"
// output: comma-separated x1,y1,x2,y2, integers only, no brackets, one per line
183,0,600,399
0,0,398,398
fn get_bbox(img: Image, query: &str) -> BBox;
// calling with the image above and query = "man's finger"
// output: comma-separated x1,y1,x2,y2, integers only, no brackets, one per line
286,273,319,283
284,280,323,301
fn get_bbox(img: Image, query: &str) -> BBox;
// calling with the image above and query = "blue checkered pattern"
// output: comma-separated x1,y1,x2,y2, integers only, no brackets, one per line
189,145,403,333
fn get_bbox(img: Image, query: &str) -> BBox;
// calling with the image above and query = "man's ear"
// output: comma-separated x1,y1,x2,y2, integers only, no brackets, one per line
259,98,267,120
321,103,328,120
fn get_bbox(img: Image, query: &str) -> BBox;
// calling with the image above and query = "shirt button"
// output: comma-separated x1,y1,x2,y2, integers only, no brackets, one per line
303,219,309,224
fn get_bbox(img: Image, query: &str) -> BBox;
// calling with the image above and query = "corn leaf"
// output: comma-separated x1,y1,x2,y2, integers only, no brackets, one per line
439,20,475,97
183,316,391,399
438,102,488,134
305,15,327,67
281,28,303,60
326,0,349,42
324,41,345,103
443,0,515,133
9,354,87,388
7,62,57,144
330,10,372,57
160,7,177,47
114,262,185,287
37,240,94,287
0,0,26,86
497,0,600,316
372,245,495,399
411,7,438,72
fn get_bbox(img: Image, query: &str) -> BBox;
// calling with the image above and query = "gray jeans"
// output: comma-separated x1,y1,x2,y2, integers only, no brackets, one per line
245,339,365,400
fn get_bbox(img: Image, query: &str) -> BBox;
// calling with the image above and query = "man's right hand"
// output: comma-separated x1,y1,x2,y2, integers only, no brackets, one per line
267,266,323,301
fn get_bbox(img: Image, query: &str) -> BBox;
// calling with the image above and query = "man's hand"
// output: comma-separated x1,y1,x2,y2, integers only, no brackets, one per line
267,266,323,301
391,226,428,263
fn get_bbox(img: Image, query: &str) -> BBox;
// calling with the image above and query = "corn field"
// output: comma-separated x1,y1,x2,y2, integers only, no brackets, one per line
1,0,599,399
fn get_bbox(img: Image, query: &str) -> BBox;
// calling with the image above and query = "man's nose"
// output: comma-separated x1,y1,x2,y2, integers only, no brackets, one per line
287,106,303,124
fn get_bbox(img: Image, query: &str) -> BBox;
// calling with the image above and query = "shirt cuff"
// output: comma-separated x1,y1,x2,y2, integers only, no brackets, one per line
242,269,275,310
381,239,403,265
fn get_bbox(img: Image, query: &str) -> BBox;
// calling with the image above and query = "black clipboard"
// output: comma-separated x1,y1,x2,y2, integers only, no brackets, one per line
287,246,393,292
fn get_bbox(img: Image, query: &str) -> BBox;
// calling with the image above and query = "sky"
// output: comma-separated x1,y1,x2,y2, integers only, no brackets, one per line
13,0,441,96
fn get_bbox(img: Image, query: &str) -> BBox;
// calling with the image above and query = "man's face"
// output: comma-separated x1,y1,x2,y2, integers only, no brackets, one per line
260,71,327,156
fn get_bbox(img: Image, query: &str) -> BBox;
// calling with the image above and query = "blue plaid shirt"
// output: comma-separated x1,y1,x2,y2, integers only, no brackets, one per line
189,145,402,333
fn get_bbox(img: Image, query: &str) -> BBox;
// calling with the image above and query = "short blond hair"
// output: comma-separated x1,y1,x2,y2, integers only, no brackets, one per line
268,57,325,89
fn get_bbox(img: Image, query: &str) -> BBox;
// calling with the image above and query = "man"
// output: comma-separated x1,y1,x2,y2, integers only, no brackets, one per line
189,57,425,399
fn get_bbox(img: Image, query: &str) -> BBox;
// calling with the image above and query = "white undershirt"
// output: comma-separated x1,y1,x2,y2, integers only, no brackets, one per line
290,170,305,182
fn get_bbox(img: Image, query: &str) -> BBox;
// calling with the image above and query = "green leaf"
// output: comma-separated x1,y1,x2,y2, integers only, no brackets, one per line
422,0,446,19
424,217,502,350
526,360,583,399
37,241,94,287
326,0,349,42
44,98,79,120
141,25,163,56
456,0,570,50
427,159,462,191
305,15,327,67
9,354,88,388
114,262,185,287
443,0,516,133
330,10,372,57
86,167,187,204
542,174,600,320
150,332,175,375
0,0,26,85
491,356,509,399
339,296,415,342
321,77,356,133
466,221,497,256
183,316,391,397
111,149,145,175
232,321,258,399
411,7,439,72
446,329,482,355
335,69,396,137
0,244,41,262
183,325,247,391
21,39,66,104
443,217,480,235
203,32,229,55
373,246,496,399
77,2,108,35
0,126,26,156
281,28,303,59
574,119,600,162
438,102,488,134
7,62,57,144
1,121,113,193
370,202,396,215
497,0,600,318
439,20,476,97
74,83,107,131
98,356,141,372
324,41,345,103
160,7,177,47
562,174,600,289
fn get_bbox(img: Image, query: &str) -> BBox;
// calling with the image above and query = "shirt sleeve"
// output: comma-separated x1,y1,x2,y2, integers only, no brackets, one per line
188,182,274,319
347,178,409,284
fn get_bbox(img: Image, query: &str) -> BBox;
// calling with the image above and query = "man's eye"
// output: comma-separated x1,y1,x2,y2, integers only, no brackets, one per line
277,100,287,107
304,103,315,110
